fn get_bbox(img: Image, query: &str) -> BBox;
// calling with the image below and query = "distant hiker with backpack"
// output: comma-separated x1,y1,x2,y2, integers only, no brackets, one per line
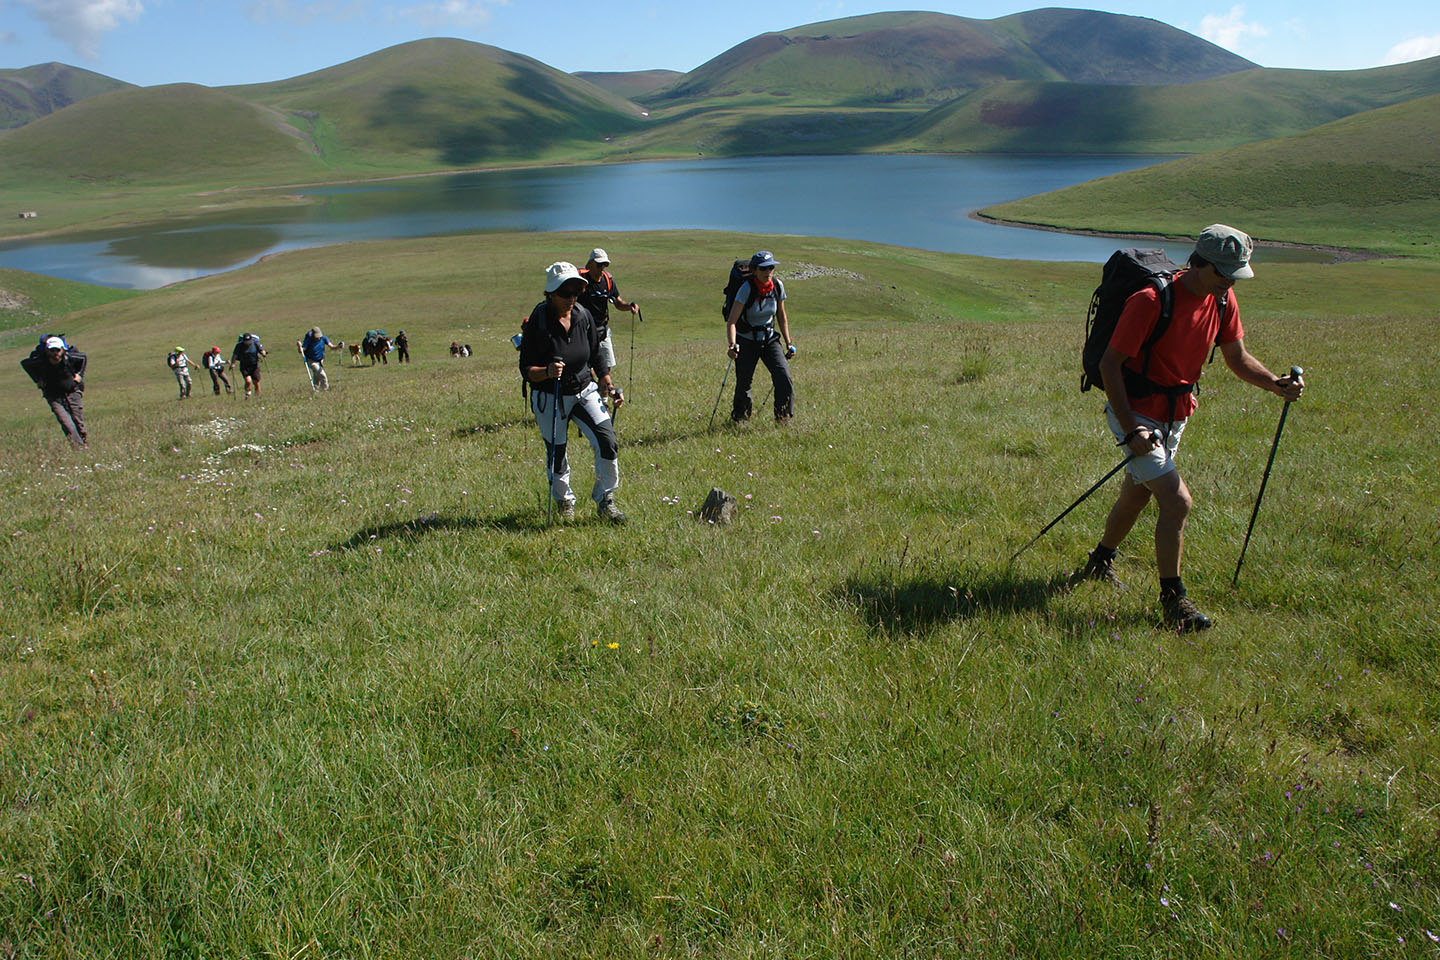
166,345,194,399
725,250,795,423
518,261,627,523
1069,225,1304,632
202,346,232,395
297,327,340,392
395,330,410,363
231,333,267,397
578,247,639,379
20,335,87,448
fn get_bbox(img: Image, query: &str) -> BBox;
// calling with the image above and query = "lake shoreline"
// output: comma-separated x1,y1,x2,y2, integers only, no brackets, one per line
1,155,1354,288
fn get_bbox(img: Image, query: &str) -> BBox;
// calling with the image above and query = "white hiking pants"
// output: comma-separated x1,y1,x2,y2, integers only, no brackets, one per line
531,380,619,505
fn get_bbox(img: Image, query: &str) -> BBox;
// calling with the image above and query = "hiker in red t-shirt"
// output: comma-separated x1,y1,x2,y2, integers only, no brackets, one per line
1070,224,1304,632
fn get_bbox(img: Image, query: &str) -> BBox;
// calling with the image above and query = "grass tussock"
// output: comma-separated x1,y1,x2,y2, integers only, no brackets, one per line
1,231,1438,957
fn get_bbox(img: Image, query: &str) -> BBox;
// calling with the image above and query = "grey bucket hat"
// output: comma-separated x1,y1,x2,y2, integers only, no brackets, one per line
1195,224,1255,279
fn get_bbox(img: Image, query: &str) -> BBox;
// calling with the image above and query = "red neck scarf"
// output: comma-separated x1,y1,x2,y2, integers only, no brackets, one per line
754,278,775,298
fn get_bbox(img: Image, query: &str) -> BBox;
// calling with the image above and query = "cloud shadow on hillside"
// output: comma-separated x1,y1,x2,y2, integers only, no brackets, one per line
839,568,1068,638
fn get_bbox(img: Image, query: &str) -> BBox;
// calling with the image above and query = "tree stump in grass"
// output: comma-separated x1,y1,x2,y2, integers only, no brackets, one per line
697,488,737,525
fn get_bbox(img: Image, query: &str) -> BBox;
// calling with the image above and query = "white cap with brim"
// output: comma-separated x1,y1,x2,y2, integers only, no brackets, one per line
544,261,584,293
43,336,65,350
588,247,610,265
1195,224,1255,279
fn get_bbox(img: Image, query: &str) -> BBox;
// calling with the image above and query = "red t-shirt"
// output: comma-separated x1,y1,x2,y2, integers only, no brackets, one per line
1109,273,1244,421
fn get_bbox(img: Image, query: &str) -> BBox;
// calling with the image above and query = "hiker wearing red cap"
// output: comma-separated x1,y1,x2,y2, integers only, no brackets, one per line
202,347,232,395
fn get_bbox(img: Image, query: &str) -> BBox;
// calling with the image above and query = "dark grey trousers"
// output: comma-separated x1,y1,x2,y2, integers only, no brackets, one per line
48,393,85,447
732,336,794,420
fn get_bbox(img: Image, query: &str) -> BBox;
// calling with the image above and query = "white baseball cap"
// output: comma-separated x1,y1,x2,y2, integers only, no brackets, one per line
588,247,610,265
43,336,65,350
544,261,584,293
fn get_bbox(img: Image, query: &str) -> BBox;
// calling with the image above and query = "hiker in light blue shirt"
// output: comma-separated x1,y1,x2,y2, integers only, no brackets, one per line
297,327,341,392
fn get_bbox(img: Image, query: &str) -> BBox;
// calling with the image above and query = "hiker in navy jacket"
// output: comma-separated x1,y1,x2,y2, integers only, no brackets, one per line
20,335,87,448
518,261,627,523
726,250,795,423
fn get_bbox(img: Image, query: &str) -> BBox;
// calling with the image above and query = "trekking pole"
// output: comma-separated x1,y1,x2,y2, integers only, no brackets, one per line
546,366,562,525
1232,366,1304,587
628,308,641,401
1008,454,1136,565
708,356,734,431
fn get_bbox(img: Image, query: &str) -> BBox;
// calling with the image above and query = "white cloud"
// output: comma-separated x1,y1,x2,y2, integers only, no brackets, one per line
1197,5,1269,54
1382,34,1440,65
14,0,143,60
390,0,507,30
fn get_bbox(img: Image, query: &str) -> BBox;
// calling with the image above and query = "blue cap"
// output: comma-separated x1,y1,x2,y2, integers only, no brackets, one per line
750,250,778,269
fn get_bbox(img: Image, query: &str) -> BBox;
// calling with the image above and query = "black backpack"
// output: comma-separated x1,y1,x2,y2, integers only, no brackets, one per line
21,334,86,391
721,259,781,322
1081,248,1227,396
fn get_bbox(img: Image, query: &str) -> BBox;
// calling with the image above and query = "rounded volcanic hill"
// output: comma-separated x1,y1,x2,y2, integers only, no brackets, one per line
644,9,1256,108
0,83,322,187
227,38,649,169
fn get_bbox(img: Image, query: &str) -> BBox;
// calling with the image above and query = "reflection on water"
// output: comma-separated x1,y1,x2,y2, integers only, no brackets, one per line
107,227,286,269
0,155,1334,290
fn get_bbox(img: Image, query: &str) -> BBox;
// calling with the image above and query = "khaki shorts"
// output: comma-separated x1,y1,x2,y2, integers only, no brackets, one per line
597,329,616,371
1106,405,1187,484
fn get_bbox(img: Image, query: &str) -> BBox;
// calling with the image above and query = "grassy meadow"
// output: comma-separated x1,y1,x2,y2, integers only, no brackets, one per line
2,231,1439,958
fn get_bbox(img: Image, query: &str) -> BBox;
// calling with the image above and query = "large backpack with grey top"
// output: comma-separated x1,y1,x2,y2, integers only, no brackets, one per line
1081,248,1227,397
721,259,782,322
233,333,262,361
720,259,784,340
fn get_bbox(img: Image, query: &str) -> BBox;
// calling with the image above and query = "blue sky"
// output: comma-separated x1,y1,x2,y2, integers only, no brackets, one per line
2,0,1437,87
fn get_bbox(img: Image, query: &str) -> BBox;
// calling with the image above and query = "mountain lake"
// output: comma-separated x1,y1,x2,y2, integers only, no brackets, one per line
0,154,1332,289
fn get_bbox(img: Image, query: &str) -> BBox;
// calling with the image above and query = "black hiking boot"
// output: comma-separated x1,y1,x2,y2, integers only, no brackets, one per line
1162,592,1213,632
1068,550,1125,589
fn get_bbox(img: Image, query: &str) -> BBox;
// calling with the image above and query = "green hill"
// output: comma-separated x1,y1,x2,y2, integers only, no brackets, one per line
229,38,649,171
0,83,323,188
997,7,1258,84
573,69,682,101
643,10,1253,108
980,92,1440,257
0,62,132,129
891,55,1440,154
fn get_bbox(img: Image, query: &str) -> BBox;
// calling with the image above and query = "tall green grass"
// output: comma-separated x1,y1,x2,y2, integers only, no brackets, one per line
2,232,1438,957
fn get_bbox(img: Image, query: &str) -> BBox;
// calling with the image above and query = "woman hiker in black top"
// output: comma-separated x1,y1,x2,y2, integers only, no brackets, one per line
517,261,627,523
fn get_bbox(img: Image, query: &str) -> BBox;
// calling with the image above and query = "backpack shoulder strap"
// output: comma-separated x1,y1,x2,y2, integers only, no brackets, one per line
1207,289,1231,364
1137,276,1174,380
